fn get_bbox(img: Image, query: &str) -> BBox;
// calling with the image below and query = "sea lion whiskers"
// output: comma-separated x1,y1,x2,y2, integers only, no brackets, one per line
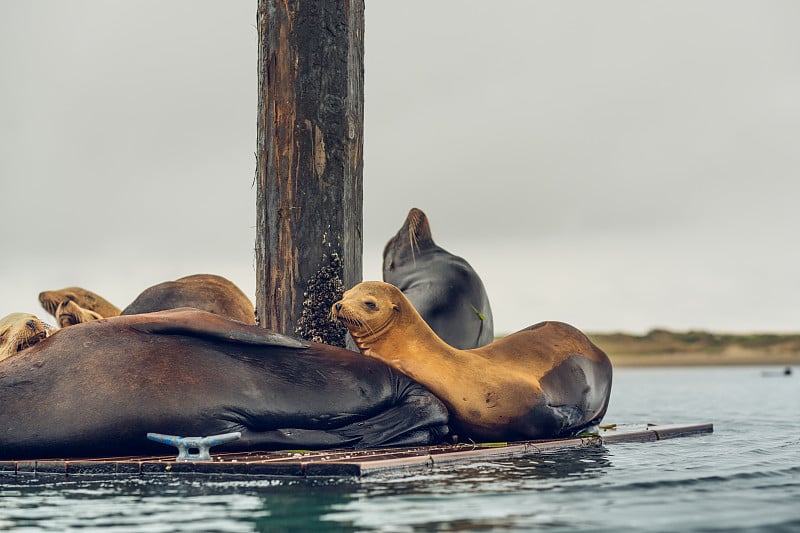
334,307,366,330
39,295,62,317
407,222,418,265
328,307,362,328
406,207,432,266
17,330,47,352
332,292,399,349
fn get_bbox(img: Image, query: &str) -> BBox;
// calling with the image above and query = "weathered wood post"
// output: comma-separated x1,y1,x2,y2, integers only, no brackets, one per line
255,0,364,347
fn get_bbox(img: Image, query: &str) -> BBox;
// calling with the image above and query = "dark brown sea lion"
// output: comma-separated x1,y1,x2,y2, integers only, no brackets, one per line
0,313,52,362
383,208,494,349
0,308,449,460
333,281,612,442
122,274,255,324
39,287,121,321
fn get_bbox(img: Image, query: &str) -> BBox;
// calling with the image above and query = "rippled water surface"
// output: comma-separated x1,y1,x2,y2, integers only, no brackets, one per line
1,366,798,532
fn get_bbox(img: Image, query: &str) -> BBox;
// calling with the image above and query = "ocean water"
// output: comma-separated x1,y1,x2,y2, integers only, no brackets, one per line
0,366,797,532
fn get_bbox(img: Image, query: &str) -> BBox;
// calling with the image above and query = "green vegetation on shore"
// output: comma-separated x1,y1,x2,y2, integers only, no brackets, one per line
491,328,800,366
587,328,800,364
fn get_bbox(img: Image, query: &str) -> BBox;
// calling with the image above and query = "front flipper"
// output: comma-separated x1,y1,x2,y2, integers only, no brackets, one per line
128,307,309,349
528,354,612,438
330,382,450,448
224,383,450,451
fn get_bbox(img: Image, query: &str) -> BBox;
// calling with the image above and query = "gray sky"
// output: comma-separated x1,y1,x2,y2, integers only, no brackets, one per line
2,1,799,334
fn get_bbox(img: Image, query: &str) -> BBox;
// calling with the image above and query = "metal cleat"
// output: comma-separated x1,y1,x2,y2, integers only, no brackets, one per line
146,431,242,462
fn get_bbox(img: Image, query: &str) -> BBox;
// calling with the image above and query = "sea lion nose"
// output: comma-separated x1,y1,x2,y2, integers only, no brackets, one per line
26,320,37,330
335,302,343,312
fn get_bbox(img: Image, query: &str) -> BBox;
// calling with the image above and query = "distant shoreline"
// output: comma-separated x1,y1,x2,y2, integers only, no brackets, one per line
490,329,800,367
584,329,800,368
607,351,800,368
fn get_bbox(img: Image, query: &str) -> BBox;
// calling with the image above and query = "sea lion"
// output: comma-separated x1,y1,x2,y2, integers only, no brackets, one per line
122,274,256,324
383,208,494,349
39,286,121,321
55,300,103,328
333,281,612,442
0,308,449,460
0,313,52,362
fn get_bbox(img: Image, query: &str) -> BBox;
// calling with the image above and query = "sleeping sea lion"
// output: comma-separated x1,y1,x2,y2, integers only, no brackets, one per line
383,208,494,349
0,308,449,460
0,313,52,362
122,274,255,324
39,286,121,321
333,281,612,442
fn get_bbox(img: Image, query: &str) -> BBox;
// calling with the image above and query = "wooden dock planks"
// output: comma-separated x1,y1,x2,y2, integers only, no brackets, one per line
0,423,712,479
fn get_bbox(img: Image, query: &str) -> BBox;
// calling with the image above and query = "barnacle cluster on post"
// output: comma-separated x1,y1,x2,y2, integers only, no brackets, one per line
295,250,348,347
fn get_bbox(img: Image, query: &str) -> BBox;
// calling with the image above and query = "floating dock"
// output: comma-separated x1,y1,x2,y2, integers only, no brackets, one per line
0,423,712,479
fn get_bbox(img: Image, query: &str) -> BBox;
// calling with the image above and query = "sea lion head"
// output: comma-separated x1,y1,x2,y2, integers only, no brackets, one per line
382,208,436,276
56,300,103,328
38,286,121,322
332,281,409,349
0,313,53,361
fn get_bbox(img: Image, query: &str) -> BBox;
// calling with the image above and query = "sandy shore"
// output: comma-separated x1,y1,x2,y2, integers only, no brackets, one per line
608,350,800,368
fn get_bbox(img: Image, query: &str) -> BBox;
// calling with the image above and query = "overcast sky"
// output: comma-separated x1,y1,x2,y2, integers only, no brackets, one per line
2,1,799,334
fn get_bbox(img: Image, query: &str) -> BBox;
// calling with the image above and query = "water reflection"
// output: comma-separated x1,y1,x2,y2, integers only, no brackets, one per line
0,476,363,532
0,447,611,532
324,447,613,531
363,445,612,496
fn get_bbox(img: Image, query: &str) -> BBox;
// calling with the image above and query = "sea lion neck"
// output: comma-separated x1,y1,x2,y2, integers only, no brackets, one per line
356,295,466,380
346,311,398,351
334,281,461,373
366,305,449,353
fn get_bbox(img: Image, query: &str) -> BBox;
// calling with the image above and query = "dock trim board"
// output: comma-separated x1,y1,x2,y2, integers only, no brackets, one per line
0,423,713,479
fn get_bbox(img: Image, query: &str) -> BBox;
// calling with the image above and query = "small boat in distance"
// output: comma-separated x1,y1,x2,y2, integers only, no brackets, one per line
761,366,792,377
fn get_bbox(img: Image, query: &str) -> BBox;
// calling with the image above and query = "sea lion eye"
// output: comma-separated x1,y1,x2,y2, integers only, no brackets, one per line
365,301,378,310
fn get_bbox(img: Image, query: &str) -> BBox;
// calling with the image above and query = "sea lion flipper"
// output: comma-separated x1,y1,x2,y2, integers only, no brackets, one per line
231,380,449,450
130,308,309,349
333,381,450,448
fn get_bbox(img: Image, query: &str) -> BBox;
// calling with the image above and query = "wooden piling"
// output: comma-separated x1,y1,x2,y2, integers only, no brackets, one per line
255,0,364,345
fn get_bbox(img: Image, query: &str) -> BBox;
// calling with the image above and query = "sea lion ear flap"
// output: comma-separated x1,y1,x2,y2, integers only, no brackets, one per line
392,303,400,312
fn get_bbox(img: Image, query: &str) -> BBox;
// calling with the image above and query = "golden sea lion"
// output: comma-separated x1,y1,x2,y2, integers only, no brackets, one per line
0,313,53,362
333,281,613,442
39,287,121,321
